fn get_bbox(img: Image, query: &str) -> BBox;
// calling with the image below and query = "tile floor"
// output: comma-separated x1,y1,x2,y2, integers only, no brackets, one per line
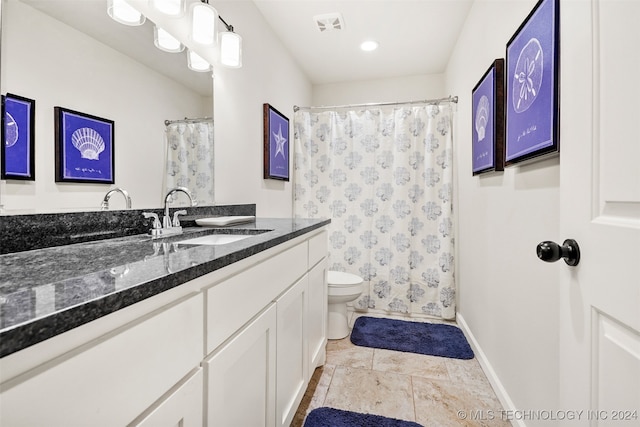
291,312,511,427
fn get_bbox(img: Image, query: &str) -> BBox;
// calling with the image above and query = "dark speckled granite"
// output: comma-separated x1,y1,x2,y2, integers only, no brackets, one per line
0,204,255,254
0,208,330,357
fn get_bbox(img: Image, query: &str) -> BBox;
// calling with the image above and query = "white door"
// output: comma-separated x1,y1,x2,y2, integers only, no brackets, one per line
558,0,640,424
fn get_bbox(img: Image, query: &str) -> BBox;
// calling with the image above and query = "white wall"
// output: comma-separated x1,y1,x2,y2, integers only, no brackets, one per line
445,0,560,423
211,0,312,217
0,0,211,213
312,74,445,106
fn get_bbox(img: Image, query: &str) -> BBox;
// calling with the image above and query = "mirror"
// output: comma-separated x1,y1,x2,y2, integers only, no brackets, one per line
0,0,213,214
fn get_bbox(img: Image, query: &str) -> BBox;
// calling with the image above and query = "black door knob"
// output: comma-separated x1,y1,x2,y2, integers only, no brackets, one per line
536,239,580,266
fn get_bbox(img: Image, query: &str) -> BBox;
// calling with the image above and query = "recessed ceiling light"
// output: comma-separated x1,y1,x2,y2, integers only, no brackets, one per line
360,40,379,52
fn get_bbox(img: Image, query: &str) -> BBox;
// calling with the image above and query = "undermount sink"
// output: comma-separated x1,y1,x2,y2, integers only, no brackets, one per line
176,234,253,246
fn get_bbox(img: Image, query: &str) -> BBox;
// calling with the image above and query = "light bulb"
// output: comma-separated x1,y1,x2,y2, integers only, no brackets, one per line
187,50,211,72
220,31,242,68
150,0,185,17
107,0,145,26
154,26,184,53
191,2,217,45
360,40,379,52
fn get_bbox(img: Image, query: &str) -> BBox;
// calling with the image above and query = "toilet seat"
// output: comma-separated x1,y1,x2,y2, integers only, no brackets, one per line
328,271,363,287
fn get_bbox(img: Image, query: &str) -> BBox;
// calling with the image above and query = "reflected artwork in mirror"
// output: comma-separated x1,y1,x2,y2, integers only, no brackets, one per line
0,0,213,214
1,93,36,181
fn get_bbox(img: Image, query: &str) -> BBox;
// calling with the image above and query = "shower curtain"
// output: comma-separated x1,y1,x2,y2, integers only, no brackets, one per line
164,119,214,205
293,104,455,319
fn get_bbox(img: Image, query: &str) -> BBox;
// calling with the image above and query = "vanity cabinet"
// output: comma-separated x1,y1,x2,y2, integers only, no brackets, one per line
0,228,328,426
205,304,277,427
0,293,204,426
276,275,309,427
132,368,204,427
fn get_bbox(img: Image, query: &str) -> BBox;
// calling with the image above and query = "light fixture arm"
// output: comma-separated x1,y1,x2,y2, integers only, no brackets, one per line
199,0,234,32
218,15,233,32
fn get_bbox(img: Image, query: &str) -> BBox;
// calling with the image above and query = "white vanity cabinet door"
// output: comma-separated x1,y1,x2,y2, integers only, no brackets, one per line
276,275,309,427
205,303,277,427
130,368,203,427
0,293,203,427
307,258,327,378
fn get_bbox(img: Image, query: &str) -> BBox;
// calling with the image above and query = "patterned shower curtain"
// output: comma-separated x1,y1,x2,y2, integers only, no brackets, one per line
164,120,214,205
293,104,456,319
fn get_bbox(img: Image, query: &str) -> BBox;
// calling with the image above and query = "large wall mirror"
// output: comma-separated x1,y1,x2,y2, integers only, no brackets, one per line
0,0,213,214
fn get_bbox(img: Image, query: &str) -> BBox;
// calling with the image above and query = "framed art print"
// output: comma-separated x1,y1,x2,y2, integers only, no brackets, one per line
55,107,114,183
1,93,35,180
472,59,504,175
505,0,560,166
263,103,290,181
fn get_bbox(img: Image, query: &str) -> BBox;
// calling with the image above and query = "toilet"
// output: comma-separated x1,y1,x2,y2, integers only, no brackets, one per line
327,271,364,340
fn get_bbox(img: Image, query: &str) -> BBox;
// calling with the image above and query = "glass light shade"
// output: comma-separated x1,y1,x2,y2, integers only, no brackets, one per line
154,26,184,53
107,0,145,26
190,2,217,45
220,31,242,68
187,50,211,72
150,0,185,17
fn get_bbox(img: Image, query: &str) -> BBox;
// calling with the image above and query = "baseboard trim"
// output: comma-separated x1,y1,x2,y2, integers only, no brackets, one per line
456,313,524,427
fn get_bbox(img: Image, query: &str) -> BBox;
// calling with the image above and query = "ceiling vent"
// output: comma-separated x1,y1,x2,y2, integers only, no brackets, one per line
313,13,345,32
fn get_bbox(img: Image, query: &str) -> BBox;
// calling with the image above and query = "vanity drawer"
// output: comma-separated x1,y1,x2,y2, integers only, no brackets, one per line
206,241,307,354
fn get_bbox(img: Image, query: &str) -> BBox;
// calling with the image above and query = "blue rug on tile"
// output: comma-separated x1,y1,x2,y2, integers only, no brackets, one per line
350,316,474,360
303,407,423,427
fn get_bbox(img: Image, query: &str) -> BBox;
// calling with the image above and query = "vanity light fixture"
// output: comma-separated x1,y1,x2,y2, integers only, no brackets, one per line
150,0,185,17
107,0,145,26
190,0,218,45
219,16,242,68
187,49,212,72
154,26,184,53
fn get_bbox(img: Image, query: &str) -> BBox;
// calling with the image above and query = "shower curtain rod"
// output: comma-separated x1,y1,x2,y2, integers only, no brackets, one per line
293,95,458,112
164,116,213,126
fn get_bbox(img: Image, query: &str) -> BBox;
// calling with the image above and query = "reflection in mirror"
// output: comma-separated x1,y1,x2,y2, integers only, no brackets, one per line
0,0,213,214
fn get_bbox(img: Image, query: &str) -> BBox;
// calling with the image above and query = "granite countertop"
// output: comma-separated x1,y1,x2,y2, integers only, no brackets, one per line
0,218,330,357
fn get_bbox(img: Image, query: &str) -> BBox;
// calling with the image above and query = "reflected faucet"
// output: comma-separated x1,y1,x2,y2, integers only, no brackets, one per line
101,188,132,210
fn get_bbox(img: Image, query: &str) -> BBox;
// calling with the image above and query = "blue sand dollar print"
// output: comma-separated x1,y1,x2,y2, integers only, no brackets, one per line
3,96,33,177
506,0,558,163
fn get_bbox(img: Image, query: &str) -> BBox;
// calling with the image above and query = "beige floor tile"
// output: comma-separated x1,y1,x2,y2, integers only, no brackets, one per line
445,358,493,389
290,364,336,427
324,366,416,421
326,337,374,369
412,376,510,427
373,348,450,381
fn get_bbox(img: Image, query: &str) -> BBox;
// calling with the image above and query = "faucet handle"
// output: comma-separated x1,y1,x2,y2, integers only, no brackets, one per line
143,212,162,230
172,210,187,227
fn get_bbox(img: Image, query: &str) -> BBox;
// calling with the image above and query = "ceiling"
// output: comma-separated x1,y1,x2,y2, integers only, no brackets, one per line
252,0,474,85
16,0,474,89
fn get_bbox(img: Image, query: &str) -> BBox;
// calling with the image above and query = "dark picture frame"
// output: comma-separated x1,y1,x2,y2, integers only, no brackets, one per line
55,107,114,184
1,93,36,180
263,103,290,181
505,0,560,166
472,59,504,175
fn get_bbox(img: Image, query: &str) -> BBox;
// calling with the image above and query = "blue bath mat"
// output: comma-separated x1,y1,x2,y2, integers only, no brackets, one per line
350,316,474,360
304,407,422,427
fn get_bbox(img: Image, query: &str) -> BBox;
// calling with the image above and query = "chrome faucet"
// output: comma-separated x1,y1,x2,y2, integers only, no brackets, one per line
163,187,194,227
101,188,132,210
143,187,194,238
